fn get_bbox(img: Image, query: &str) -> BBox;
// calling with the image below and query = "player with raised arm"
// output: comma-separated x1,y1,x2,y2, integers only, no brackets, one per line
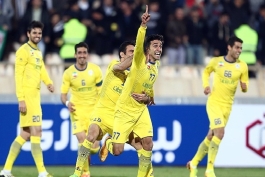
0,21,54,177
61,42,103,177
69,40,154,177
105,5,162,177
187,36,249,177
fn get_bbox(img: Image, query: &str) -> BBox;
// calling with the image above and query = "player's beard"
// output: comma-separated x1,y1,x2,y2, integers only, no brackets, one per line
78,58,87,66
233,52,240,60
30,36,41,45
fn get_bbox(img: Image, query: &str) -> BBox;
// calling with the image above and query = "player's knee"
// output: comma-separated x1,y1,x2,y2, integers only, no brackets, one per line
29,126,42,137
142,137,153,151
206,133,213,141
113,145,124,156
20,133,30,141
87,124,100,142
215,131,225,140
213,128,225,140
87,134,97,143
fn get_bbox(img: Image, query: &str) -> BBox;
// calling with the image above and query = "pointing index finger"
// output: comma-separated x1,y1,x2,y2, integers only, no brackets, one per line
145,5,148,14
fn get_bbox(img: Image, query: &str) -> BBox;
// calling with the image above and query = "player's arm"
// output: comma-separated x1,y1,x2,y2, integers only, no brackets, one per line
240,63,249,92
40,59,54,92
202,58,215,95
113,55,133,71
15,48,28,101
131,92,151,104
133,5,150,69
60,71,75,112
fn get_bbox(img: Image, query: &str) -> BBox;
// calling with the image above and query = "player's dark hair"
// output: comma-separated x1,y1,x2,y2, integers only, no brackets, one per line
144,34,164,54
227,36,243,47
75,42,89,53
27,21,44,33
118,40,135,59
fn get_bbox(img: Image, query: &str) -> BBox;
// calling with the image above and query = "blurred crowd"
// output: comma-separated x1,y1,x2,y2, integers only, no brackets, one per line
0,0,265,67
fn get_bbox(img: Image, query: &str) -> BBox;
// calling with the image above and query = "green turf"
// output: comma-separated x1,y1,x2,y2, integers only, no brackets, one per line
1,166,265,177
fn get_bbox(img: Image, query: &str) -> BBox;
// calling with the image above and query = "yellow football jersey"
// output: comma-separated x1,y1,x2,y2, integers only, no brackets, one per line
61,63,103,106
203,56,249,106
15,41,52,101
97,59,128,110
116,26,159,113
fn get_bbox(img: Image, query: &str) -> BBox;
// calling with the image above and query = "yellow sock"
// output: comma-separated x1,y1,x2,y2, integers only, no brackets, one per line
207,136,221,170
137,149,152,177
78,144,90,174
31,136,46,173
137,149,154,177
4,136,26,171
90,146,100,154
191,137,210,166
74,140,92,176
106,139,114,155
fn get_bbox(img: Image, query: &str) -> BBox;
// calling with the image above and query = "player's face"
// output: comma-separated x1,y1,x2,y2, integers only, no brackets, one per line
120,45,134,62
148,40,163,61
27,28,42,44
229,42,242,59
75,47,88,66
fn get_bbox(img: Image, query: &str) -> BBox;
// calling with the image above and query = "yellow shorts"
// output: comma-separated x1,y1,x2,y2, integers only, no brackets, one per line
112,107,153,143
90,106,114,140
207,101,231,129
20,90,42,127
70,105,94,134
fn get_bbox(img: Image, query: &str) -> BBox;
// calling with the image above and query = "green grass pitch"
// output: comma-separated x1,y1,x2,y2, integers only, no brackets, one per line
2,166,265,177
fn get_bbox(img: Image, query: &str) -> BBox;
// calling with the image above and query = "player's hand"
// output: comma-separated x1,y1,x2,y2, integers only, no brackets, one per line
19,100,27,113
141,5,150,25
240,81,247,91
67,102,76,112
47,84,54,93
131,92,149,104
204,86,211,95
148,97,155,106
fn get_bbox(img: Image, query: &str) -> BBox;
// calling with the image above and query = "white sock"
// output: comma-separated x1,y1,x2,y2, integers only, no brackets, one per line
1,170,12,174
38,171,48,177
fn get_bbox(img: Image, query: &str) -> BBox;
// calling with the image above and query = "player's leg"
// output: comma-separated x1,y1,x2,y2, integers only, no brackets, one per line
128,134,154,177
205,106,230,177
71,112,90,177
133,108,154,177
106,109,137,156
26,92,52,177
30,125,53,177
0,127,30,177
72,110,105,177
187,129,212,177
75,131,88,177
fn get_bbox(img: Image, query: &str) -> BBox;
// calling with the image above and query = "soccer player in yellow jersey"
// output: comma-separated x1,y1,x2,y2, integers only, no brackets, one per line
106,6,162,177
69,40,153,177
60,42,103,177
0,21,54,177
187,36,249,177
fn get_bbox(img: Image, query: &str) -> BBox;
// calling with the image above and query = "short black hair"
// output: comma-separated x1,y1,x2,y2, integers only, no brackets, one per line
144,34,164,54
75,42,89,53
227,36,243,47
27,21,44,33
118,40,135,59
